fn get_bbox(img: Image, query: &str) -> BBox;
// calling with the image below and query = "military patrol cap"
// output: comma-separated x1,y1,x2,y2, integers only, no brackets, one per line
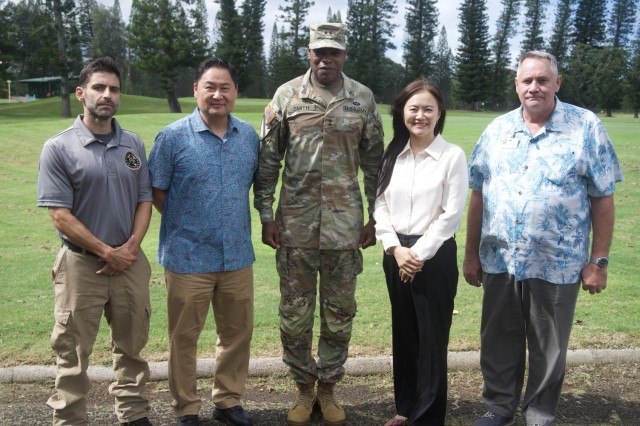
308,23,347,51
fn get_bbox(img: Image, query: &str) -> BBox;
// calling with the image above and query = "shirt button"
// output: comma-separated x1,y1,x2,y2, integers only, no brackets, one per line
524,165,528,170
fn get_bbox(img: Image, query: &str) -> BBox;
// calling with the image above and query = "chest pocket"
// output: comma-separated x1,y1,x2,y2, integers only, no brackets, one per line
334,114,364,133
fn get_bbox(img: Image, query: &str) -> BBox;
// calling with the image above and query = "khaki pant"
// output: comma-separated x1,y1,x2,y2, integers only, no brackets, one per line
165,266,254,416
47,246,152,425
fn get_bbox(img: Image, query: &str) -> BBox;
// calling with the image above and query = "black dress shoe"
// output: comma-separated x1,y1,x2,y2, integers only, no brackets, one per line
122,417,153,426
176,414,199,425
213,406,253,426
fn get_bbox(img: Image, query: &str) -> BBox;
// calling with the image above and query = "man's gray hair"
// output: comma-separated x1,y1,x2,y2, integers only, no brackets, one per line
517,51,559,76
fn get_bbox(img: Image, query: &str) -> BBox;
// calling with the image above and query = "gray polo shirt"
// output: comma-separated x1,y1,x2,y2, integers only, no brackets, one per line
37,115,152,247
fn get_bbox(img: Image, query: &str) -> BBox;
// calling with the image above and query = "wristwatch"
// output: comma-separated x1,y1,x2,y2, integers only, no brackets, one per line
589,256,609,269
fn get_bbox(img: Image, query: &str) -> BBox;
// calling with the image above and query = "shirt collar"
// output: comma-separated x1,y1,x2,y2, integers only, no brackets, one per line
300,69,353,100
74,115,124,148
515,96,564,134
399,134,446,160
191,108,239,134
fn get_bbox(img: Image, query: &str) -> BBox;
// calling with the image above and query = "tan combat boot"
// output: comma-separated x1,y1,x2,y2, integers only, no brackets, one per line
287,382,316,426
316,382,346,426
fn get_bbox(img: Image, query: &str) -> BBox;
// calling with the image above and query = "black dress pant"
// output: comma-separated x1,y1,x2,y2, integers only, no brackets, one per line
383,236,458,426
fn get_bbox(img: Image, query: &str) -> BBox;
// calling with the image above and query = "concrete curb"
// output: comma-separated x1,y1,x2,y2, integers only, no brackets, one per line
1,349,638,384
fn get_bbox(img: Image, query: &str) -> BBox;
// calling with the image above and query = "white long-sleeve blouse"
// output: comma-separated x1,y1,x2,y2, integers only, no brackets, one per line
373,134,469,262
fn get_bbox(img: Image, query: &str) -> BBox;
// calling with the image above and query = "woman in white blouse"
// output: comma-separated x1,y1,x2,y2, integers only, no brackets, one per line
374,78,468,426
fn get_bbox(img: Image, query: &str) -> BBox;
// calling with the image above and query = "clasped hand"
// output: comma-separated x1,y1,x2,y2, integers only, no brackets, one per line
393,246,423,283
97,236,138,276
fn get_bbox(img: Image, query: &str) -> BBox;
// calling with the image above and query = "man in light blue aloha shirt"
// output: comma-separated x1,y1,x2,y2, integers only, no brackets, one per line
463,51,623,426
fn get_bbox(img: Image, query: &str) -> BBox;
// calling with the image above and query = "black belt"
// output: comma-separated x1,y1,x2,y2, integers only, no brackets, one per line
62,239,98,257
396,233,456,248
396,233,422,247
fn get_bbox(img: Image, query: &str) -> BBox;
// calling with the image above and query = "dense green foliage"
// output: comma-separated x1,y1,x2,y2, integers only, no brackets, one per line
128,0,210,112
573,0,608,46
264,0,311,94
402,0,439,86
520,0,548,53
489,0,521,110
454,0,492,109
0,0,637,111
547,0,574,68
344,0,399,100
609,0,639,48
432,26,455,107
214,0,267,97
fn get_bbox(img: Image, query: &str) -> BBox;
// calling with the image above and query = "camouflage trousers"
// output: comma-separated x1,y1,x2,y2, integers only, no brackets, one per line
276,247,363,384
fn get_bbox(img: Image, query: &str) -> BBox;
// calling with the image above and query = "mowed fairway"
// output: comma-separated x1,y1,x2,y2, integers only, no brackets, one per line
0,96,638,367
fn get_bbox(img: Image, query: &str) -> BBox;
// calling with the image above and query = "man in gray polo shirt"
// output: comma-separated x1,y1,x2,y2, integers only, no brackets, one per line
37,57,154,426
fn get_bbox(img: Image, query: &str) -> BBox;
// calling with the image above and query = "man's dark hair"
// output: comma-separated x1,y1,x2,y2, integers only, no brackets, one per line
195,58,238,86
78,57,122,88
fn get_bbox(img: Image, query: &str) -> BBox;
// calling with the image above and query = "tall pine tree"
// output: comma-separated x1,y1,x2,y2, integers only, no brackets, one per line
454,0,491,109
345,0,398,99
47,0,83,117
548,0,575,68
402,0,439,85
608,0,638,48
593,47,628,116
491,0,521,109
214,0,266,95
88,1,127,65
520,0,548,53
326,7,342,22
627,25,640,117
7,0,60,78
266,22,281,97
214,0,244,72
432,26,454,107
270,0,313,85
279,0,314,58
239,0,267,96
76,0,96,60
573,0,608,46
562,43,599,107
129,0,210,112
0,1,17,88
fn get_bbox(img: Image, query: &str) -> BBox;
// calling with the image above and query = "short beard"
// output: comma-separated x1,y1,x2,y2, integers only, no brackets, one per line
86,104,117,121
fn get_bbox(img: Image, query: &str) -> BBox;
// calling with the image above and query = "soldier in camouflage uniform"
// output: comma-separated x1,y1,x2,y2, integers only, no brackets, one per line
253,22,384,426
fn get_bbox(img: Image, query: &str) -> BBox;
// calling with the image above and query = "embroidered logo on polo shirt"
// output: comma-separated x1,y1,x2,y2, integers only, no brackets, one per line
124,151,141,170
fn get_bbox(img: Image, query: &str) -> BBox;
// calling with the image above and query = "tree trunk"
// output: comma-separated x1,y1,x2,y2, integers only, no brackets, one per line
634,108,638,119
606,108,612,117
167,92,182,113
51,0,72,118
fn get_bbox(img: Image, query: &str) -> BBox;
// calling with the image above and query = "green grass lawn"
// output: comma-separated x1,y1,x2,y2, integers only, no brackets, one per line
0,96,638,367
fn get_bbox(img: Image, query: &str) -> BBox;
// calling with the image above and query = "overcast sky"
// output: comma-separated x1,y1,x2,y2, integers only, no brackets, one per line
101,0,525,65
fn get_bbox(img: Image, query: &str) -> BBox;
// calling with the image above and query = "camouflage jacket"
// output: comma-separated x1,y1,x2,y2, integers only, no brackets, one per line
254,70,384,250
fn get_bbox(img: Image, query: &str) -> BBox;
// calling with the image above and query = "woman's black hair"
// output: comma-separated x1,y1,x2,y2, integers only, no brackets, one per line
376,77,447,197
